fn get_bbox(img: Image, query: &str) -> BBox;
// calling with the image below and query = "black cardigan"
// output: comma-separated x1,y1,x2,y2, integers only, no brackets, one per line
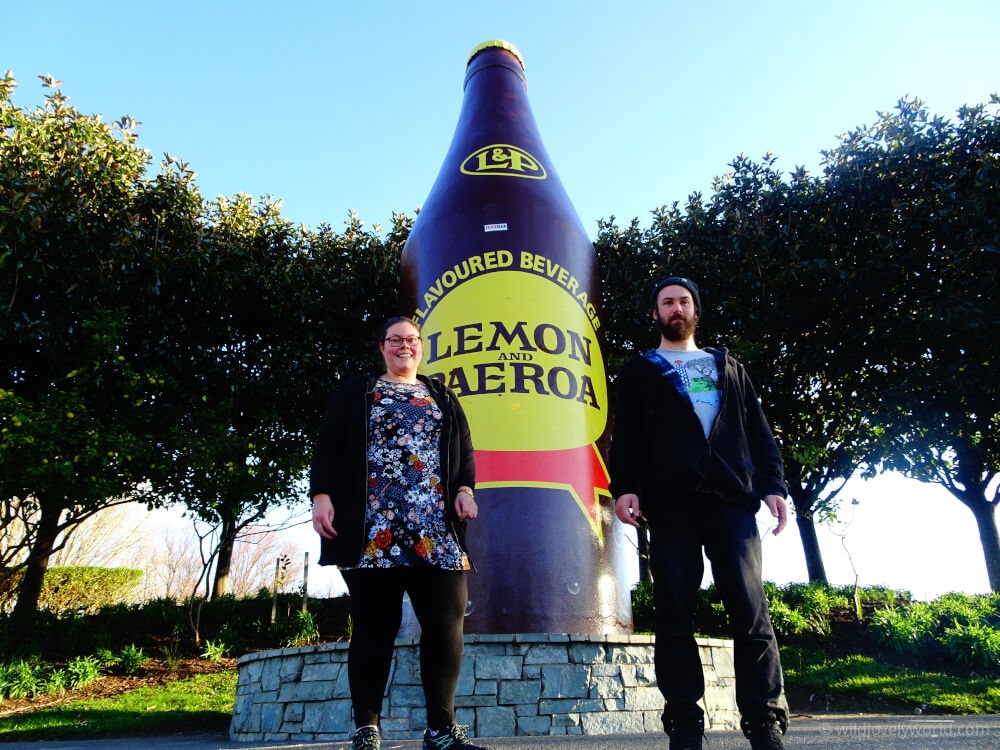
309,372,476,567
608,347,787,522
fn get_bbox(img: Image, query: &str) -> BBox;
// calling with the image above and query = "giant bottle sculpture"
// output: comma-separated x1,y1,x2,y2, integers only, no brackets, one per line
401,40,631,634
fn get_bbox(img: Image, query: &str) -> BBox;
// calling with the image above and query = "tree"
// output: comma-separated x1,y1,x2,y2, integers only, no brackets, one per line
0,73,194,615
825,97,1000,590
1,74,410,614
143,203,406,600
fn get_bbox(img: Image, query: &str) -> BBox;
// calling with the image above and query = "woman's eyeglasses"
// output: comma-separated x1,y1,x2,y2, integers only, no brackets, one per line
383,335,422,347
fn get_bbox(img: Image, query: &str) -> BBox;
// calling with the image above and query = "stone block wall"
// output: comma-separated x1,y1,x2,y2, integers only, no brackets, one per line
230,633,738,742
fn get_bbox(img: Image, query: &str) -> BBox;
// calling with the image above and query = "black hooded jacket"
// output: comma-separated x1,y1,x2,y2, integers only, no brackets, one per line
608,347,787,523
309,372,476,567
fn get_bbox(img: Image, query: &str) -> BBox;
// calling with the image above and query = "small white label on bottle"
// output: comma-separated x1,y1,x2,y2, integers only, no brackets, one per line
484,223,508,233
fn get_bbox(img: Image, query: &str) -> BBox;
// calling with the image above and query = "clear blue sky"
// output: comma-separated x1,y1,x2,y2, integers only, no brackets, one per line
4,0,998,233
4,0,998,598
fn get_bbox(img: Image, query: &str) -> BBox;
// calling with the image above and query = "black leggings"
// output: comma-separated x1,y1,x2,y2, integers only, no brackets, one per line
340,566,467,730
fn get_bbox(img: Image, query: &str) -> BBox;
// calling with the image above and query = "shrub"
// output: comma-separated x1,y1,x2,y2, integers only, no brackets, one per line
852,584,911,609
43,667,68,696
160,642,184,672
201,640,228,661
118,643,147,674
941,621,1000,670
778,582,850,635
132,597,187,639
278,609,320,648
695,586,730,634
96,647,119,668
868,603,937,655
929,593,1000,632
0,659,43,699
39,567,144,615
66,655,101,689
766,595,811,637
630,580,654,631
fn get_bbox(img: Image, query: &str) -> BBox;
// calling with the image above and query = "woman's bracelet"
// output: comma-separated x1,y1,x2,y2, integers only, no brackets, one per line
456,485,475,500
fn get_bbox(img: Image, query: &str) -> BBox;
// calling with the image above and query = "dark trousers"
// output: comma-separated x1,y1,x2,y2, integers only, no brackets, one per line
341,566,467,731
648,498,786,726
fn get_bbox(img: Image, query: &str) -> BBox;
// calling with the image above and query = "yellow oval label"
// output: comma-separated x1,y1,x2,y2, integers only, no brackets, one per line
460,144,547,179
419,270,606,452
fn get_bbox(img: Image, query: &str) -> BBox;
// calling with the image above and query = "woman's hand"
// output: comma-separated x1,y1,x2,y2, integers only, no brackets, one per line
454,488,478,521
312,494,338,539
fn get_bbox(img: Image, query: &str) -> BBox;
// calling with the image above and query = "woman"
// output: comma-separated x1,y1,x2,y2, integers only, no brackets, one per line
310,316,490,750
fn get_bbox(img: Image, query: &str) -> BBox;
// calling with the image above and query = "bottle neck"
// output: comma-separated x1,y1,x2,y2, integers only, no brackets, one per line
454,50,537,148
465,47,526,90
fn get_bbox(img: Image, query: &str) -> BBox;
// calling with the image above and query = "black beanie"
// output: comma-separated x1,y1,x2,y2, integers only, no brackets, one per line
650,277,701,316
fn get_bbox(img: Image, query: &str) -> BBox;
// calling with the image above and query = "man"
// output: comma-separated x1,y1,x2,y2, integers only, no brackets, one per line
610,277,790,750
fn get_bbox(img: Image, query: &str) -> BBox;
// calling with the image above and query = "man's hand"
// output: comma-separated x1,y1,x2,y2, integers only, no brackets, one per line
763,494,788,535
312,494,337,540
615,493,643,528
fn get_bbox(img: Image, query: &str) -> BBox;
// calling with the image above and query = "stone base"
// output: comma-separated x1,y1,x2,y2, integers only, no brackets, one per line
230,633,739,742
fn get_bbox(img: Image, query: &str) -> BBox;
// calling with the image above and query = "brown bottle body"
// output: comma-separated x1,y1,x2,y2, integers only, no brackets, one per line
401,41,632,634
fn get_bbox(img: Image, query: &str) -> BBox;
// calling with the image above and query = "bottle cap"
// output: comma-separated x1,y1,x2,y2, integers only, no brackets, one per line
468,39,524,70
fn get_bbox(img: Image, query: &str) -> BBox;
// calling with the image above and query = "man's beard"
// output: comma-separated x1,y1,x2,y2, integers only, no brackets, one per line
655,313,697,342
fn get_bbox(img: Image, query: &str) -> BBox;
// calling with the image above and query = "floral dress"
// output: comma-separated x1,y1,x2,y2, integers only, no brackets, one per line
346,379,470,571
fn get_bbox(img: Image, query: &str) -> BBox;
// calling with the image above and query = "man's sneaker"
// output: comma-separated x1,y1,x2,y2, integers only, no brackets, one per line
352,725,381,750
663,716,704,750
742,719,786,750
423,723,490,750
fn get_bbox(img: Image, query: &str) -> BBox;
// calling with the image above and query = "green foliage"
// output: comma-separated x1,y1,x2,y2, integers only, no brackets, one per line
766,594,812,637
43,667,68,697
869,604,937,655
65,655,101,689
942,621,1000,670
129,597,188,639
0,653,103,700
201,640,228,661
930,592,1000,628
848,584,911,609
775,582,851,635
276,608,320,648
0,671,236,741
116,644,147,674
782,648,1000,714
0,659,43,699
867,593,1000,662
629,580,654,632
634,582,1000,676
158,642,183,672
94,647,117,668
0,566,144,615
1,73,405,614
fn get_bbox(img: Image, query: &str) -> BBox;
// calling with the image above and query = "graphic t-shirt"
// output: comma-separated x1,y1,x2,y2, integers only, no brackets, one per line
346,379,469,571
654,349,720,439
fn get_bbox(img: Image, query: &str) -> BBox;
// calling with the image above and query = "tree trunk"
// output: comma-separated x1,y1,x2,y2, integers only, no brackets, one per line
12,498,62,619
789,487,828,584
967,495,1000,593
211,516,238,600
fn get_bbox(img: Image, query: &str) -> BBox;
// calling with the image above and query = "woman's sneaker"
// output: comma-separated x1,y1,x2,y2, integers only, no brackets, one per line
352,725,381,750
423,723,490,749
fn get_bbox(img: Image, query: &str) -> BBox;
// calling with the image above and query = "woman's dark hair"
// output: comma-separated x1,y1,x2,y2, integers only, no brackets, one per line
377,316,421,344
